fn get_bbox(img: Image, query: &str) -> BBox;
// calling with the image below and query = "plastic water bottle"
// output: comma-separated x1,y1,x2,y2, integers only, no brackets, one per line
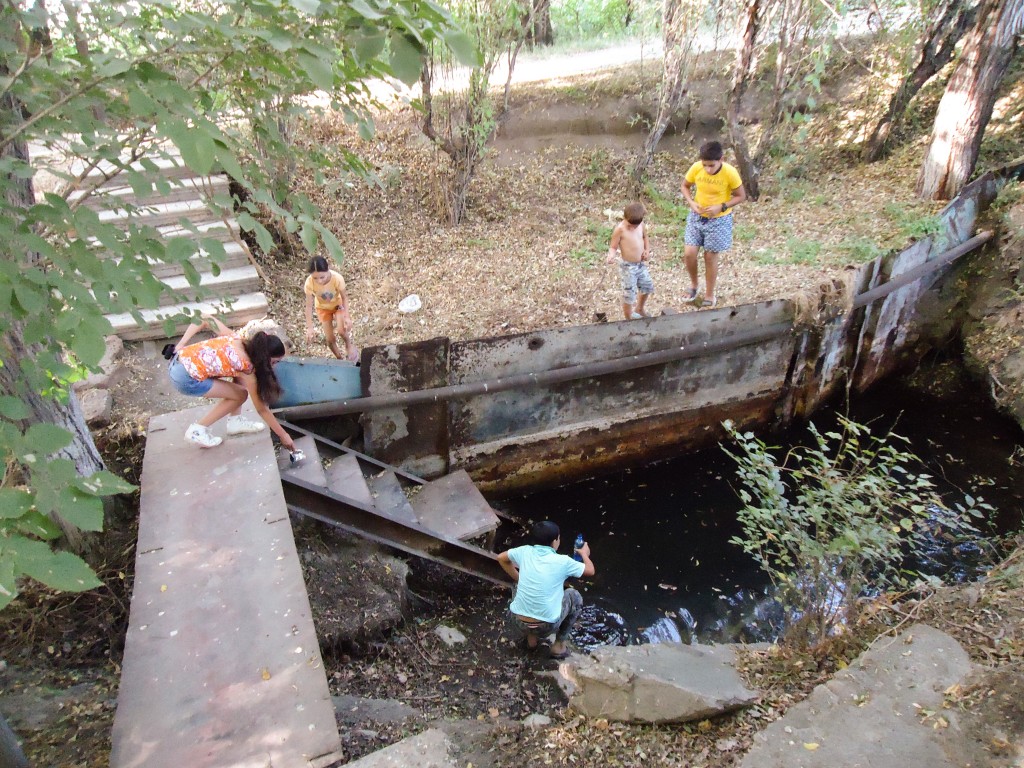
572,534,585,562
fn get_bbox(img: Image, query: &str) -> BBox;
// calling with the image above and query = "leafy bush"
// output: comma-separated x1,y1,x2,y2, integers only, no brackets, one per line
723,417,989,647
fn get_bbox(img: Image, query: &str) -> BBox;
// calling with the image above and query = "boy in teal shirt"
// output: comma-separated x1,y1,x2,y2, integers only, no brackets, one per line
498,520,595,659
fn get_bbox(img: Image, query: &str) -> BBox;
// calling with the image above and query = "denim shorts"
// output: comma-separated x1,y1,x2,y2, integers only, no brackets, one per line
168,357,213,396
618,260,654,304
684,211,734,253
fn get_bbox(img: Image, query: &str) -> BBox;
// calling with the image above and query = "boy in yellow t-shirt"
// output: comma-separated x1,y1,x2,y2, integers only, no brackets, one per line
304,256,358,363
680,140,746,308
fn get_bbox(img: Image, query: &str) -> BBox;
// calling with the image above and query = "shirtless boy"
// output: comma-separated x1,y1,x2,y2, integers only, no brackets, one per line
606,201,653,320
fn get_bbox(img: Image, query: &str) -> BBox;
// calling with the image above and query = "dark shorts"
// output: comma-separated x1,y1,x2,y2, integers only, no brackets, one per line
508,588,583,643
168,357,213,396
684,211,734,253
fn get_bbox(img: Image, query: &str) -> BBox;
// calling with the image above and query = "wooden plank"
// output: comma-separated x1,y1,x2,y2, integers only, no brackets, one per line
410,469,499,541
111,405,341,768
324,453,376,508
105,291,269,341
365,470,419,526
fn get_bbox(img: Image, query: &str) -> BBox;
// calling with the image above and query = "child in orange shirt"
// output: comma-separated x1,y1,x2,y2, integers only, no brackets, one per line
304,256,358,363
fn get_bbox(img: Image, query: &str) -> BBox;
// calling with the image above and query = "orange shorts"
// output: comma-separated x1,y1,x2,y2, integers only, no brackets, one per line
316,307,342,324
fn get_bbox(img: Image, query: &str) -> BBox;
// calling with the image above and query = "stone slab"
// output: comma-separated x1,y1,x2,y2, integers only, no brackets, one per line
739,624,975,768
332,695,419,726
345,729,455,768
567,642,759,723
111,405,341,768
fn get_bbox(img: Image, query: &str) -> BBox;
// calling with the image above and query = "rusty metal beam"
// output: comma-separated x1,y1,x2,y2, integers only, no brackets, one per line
852,230,993,309
281,475,512,587
276,322,796,421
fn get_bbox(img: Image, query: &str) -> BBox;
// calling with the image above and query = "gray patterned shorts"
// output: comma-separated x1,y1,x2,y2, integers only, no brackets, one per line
618,260,654,304
684,211,734,253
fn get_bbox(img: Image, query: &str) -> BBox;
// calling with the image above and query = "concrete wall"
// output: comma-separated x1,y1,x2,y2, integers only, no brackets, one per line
360,165,1015,495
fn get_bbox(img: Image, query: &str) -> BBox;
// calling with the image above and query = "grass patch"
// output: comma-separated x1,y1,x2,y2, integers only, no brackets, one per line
838,236,885,262
786,237,823,264
571,220,614,266
883,203,942,240
734,222,758,244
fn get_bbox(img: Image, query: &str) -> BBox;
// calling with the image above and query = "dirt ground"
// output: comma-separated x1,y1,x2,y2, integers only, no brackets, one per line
3,46,1024,768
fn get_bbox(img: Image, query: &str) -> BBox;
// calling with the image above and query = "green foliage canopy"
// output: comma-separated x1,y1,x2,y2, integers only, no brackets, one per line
0,0,471,609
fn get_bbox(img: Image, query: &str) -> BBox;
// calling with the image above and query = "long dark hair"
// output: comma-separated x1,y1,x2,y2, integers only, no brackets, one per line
242,332,285,404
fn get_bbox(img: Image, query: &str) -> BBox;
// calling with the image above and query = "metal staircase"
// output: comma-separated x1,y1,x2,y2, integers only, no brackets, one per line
278,422,512,586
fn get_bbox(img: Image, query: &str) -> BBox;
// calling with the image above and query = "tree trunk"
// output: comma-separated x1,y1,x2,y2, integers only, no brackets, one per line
2,81,102,556
916,0,1023,200
863,0,975,162
631,0,694,185
727,0,763,199
0,327,103,554
526,0,553,45
0,713,29,768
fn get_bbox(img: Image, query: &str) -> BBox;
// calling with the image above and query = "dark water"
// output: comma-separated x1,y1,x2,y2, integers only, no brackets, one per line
498,375,1024,646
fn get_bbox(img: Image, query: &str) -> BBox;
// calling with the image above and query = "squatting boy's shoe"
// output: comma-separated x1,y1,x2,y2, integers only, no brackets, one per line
226,415,266,435
185,423,222,448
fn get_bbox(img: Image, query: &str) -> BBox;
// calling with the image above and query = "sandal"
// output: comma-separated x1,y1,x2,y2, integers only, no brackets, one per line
683,287,698,302
549,646,572,660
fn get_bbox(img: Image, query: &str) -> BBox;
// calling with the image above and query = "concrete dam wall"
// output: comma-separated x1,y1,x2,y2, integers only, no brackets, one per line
356,164,1020,495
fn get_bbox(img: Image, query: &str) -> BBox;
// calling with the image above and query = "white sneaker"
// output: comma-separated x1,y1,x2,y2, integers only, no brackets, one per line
185,423,222,448
226,415,266,436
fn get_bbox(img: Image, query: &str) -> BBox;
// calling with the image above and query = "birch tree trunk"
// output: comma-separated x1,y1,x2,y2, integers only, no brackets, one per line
631,0,696,184
863,0,975,162
916,0,1023,199
2,68,102,556
727,0,763,199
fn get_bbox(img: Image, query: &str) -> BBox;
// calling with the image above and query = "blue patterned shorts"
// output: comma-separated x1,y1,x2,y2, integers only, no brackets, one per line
684,211,734,253
618,260,654,304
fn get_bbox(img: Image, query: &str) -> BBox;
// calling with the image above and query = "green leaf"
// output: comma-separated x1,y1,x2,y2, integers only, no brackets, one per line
355,32,386,61
0,489,33,520
76,470,135,497
297,51,335,91
348,0,384,20
0,556,16,610
442,30,479,67
21,547,102,593
24,424,74,456
55,489,104,532
13,510,62,540
182,131,217,176
0,396,30,420
290,0,321,13
389,31,424,85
